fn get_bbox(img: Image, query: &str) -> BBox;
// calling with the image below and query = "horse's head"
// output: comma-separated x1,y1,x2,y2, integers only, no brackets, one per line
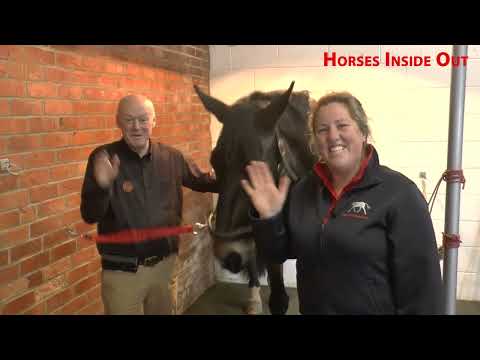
195,82,313,273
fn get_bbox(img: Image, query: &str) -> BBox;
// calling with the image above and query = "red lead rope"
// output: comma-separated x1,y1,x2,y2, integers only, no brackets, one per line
83,225,196,244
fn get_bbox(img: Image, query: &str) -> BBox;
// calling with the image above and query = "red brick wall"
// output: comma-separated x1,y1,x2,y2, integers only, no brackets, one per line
0,45,214,315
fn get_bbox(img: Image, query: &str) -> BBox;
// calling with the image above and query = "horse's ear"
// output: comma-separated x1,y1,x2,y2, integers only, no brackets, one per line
194,85,228,123
255,81,294,132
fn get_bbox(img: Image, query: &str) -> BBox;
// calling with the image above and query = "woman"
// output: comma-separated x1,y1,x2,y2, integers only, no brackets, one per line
240,92,444,315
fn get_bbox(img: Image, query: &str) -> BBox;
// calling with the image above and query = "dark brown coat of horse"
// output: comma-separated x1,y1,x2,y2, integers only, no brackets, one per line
195,82,315,314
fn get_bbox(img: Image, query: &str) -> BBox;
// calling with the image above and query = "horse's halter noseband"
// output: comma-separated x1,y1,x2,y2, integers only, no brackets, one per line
208,132,293,242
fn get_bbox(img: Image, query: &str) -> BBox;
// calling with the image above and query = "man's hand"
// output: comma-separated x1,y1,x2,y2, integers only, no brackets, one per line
93,151,120,189
188,161,216,183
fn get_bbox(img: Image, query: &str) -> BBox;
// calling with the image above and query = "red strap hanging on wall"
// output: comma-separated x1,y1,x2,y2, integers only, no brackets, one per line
428,169,466,214
428,169,466,252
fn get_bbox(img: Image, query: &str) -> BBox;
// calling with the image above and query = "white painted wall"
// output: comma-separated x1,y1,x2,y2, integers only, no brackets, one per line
209,45,480,299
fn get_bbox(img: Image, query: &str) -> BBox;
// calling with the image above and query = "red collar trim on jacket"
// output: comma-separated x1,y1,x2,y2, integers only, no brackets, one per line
313,144,374,200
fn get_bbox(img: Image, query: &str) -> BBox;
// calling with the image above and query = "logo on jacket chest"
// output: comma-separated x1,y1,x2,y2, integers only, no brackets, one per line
122,180,134,193
342,201,371,219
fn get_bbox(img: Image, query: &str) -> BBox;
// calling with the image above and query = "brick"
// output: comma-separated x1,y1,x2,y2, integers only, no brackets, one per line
0,190,28,211
50,163,85,181
24,47,55,65
56,146,95,162
53,294,88,314
185,46,196,57
58,178,83,196
59,116,107,130
40,133,73,148
30,216,63,238
81,57,106,72
4,47,27,62
87,258,101,273
96,75,118,87
0,46,14,59
30,184,58,203
154,69,167,82
46,288,74,312
0,79,25,98
0,277,29,302
23,151,55,170
71,130,115,146
77,299,103,315
24,302,46,315
20,206,37,224
72,101,116,115
67,70,98,85
0,264,19,285
27,270,43,288
55,52,83,69
43,229,68,249
105,116,118,128
19,251,50,276
11,238,42,262
41,257,71,281
73,221,94,237
0,99,9,114
18,169,49,189
119,77,151,90
58,85,83,99
0,226,28,250
0,174,18,193
82,87,124,101
46,67,68,82
0,249,8,266
26,64,45,81
61,209,82,226
7,135,41,153
29,117,58,132
74,272,100,296
2,291,36,314
45,100,74,115
104,62,124,75
67,263,89,285
50,240,76,262
11,99,43,115
125,63,142,77
35,274,67,301
0,210,20,231
71,246,97,267
37,198,66,218
85,284,101,303
27,82,58,98
76,232,96,250
0,61,25,79
0,117,30,134
64,194,81,209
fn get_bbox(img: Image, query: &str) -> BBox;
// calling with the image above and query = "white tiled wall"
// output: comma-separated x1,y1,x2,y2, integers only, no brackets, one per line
209,45,480,299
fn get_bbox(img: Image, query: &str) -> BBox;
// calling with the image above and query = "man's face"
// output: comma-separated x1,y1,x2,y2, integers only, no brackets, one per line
117,97,155,154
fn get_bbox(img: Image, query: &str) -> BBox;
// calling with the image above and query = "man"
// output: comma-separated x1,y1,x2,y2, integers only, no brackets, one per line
81,94,217,315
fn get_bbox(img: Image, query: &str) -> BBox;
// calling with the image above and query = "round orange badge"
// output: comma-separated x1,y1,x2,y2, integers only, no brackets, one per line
122,180,134,193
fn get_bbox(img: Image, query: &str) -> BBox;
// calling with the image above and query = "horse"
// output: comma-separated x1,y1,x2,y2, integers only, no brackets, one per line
194,82,316,314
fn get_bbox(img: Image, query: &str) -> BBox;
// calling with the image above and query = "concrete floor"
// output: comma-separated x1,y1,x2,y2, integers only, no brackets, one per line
184,282,480,315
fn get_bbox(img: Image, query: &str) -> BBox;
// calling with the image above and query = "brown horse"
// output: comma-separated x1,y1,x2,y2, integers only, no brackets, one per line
195,82,315,314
